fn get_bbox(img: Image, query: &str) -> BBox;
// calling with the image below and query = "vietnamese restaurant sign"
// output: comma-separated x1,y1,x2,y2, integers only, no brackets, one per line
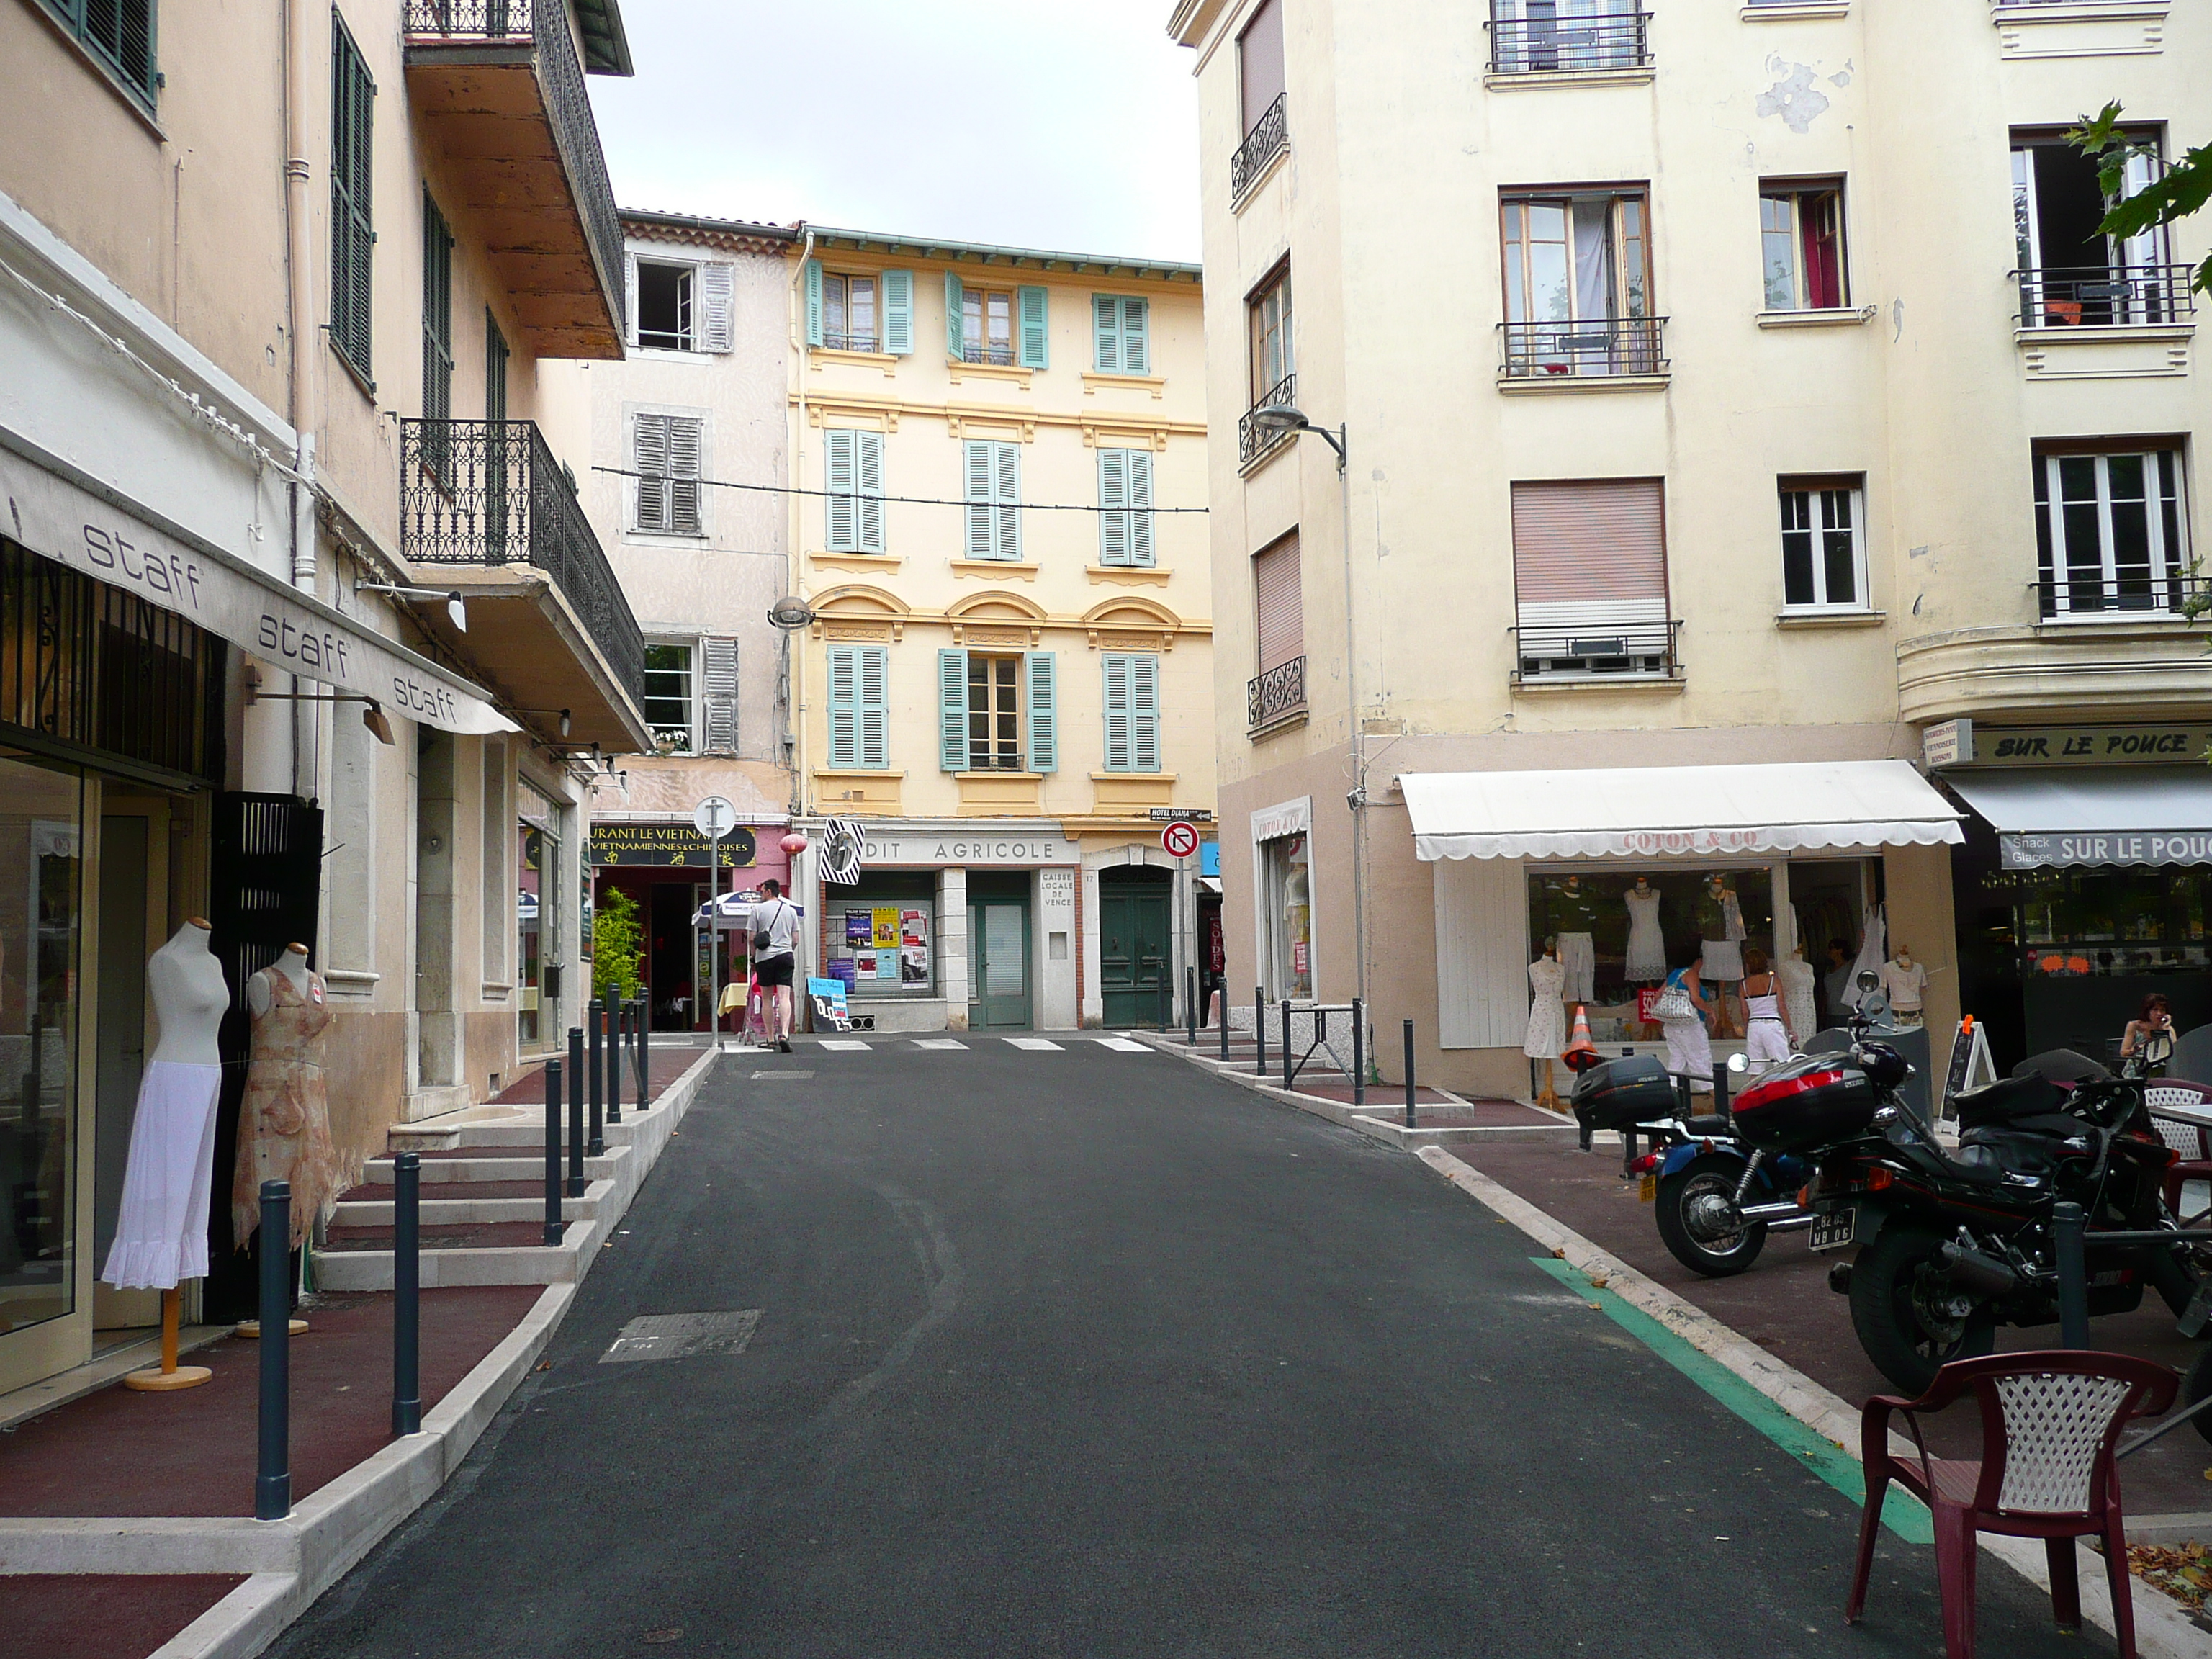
591,822,757,868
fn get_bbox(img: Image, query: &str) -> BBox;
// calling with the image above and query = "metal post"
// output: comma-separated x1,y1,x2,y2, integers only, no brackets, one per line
255,1181,292,1521
708,827,722,1050
1282,999,1293,1091
607,1002,625,1125
392,1151,421,1437
1220,989,1231,1061
636,999,651,1107
1713,1057,1732,1119
1403,1019,1417,1130
1186,966,1198,1046
586,999,606,1158
542,1057,564,1244
1352,999,1365,1108
1254,986,1266,1079
2054,1201,2090,1349
566,1028,586,1197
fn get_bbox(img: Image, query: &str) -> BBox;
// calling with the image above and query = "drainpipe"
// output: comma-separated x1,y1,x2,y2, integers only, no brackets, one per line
281,0,321,796
786,228,814,824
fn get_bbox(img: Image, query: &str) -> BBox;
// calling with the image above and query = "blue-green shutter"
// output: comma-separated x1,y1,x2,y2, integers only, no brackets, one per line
1127,449,1154,566
1121,297,1151,374
1102,654,1133,772
804,259,824,349
824,429,857,551
1092,295,1119,372
1130,653,1161,772
1025,652,1058,774
1017,285,1049,369
1097,449,1129,565
881,269,914,354
945,271,965,359
858,647,889,770
939,649,968,770
827,644,858,768
993,441,1022,561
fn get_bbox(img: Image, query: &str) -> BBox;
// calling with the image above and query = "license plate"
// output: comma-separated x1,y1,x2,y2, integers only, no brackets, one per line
1809,1206,1859,1253
1638,1174,1658,1203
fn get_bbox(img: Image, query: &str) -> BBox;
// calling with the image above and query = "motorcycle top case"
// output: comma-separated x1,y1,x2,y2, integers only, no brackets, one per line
1571,1053,1678,1133
1730,1052,1879,1153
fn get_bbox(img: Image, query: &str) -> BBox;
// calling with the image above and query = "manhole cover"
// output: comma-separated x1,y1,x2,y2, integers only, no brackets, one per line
600,1310,763,1364
750,1070,814,1080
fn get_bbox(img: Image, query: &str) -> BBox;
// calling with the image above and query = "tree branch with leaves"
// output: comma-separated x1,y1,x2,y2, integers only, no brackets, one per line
2071,102,2212,297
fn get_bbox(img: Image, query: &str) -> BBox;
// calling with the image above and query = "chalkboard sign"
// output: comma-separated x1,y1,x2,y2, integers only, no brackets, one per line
1942,1017,1997,1115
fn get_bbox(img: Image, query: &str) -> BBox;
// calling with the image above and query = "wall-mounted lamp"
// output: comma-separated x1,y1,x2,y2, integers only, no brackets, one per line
246,675,395,745
516,708,573,739
767,596,817,631
356,581,468,634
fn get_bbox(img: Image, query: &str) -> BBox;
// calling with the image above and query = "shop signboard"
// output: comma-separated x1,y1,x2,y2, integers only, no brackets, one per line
2000,830,2212,871
1923,719,1970,770
1962,724,2212,768
848,832,1072,866
590,823,758,868
1148,808,1215,824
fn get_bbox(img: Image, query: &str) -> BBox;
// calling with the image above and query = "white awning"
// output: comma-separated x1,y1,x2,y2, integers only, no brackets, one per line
1945,766,2212,870
1401,760,1963,862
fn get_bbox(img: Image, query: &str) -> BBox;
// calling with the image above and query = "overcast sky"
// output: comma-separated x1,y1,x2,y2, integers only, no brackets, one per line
589,1,1203,263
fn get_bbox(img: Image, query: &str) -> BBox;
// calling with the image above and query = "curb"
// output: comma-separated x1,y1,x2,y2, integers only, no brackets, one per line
1414,1144,2209,1657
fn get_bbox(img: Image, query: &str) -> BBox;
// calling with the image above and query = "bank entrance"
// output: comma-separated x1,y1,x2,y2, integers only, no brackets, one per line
968,872,1033,1029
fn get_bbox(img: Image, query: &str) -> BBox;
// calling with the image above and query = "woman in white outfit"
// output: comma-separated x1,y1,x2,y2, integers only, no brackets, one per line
1658,953,1714,1094
1739,947,1795,1072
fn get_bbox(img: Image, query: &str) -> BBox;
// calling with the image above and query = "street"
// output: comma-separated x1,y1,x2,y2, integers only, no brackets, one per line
268,1043,2103,1658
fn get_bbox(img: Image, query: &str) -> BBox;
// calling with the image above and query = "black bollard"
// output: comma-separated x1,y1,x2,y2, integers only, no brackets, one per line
1352,999,1365,1108
1254,986,1266,1079
586,999,606,1159
1403,1020,1418,1130
392,1151,421,1436
256,1181,292,1521
2054,1201,2090,1349
542,1057,564,1245
1713,1056,1732,1120
566,1028,586,1197
635,1002,651,1109
1186,966,1198,1046
1282,999,1294,1091
607,1002,626,1125
1219,988,1231,1061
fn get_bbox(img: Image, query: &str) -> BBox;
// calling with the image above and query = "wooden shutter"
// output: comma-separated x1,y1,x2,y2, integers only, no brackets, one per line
1252,533,1303,672
1510,479,1668,639
1102,654,1133,771
624,253,639,349
1120,297,1150,374
963,441,994,558
667,416,703,535
939,649,967,770
856,431,884,552
992,441,1022,561
857,647,889,770
330,15,376,377
945,271,965,358
1094,294,1121,372
421,193,452,426
702,637,739,754
700,262,734,352
1025,652,1058,773
827,644,858,768
1017,285,1050,369
824,430,857,551
1238,0,1285,136
1098,448,1129,565
804,259,824,348
881,269,914,355
633,413,668,531
1127,449,1154,566
1130,654,1160,773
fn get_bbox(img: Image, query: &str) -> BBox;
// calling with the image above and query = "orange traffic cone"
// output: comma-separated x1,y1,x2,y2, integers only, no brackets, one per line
1561,1004,1600,1073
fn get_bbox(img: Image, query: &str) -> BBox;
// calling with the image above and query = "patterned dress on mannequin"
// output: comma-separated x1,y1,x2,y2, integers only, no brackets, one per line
1624,886,1665,982
1778,954,1818,1046
1524,955,1568,1059
230,968,346,1250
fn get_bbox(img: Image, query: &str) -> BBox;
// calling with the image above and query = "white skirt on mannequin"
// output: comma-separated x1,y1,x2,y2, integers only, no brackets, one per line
101,1061,223,1290
1556,932,1596,1002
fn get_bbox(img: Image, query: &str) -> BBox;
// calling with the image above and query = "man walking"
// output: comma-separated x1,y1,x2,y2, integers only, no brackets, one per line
752,878,800,1053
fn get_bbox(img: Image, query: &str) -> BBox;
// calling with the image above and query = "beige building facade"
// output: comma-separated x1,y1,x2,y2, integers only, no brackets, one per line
0,0,646,1393
1172,0,2209,1094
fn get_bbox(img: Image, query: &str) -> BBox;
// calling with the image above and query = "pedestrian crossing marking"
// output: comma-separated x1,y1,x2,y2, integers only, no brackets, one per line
818,1040,872,1051
912,1039,968,1050
1092,1038,1151,1053
1003,1038,1063,1051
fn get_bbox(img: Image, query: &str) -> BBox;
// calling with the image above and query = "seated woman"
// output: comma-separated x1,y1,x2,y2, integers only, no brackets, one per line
2119,992,2175,1064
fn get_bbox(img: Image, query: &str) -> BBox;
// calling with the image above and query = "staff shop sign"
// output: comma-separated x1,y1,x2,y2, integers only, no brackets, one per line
2002,831,2212,871
590,823,757,868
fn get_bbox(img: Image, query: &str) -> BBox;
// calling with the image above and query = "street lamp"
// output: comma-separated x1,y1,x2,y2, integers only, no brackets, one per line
1249,403,1346,472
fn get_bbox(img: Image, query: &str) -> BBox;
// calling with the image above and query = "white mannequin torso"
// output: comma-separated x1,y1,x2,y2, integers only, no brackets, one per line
246,944,314,1018
148,922,229,1066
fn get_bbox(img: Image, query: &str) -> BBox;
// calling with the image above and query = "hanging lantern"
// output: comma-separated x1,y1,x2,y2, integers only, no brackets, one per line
780,832,809,855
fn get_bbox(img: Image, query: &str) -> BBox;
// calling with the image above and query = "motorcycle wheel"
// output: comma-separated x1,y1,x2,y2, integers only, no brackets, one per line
1850,1220,1998,1395
2184,1348,2212,1448
1654,1157,1769,1279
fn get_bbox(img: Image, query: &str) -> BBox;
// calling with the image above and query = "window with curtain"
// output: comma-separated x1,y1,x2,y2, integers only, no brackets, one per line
824,273,878,352
1511,478,1672,677
1761,182,1848,311
1488,1,1650,75
1778,476,1867,611
966,655,1024,770
2033,446,2189,616
1501,191,1657,377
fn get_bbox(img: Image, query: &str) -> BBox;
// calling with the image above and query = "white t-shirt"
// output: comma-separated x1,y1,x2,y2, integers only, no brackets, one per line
753,897,798,961
1879,958,1928,1010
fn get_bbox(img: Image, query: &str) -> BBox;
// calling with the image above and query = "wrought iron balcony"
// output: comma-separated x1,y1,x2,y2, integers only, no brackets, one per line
1248,656,1307,732
2038,572,2212,621
400,418,644,703
1500,316,1668,380
2013,266,2197,330
1239,373,1298,467
1231,94,1288,200
1512,619,1682,683
824,331,879,354
959,342,1017,367
403,0,626,357
1487,11,1652,74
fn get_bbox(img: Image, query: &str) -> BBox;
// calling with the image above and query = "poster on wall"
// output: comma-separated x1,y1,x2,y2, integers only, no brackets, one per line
829,958,856,992
872,907,899,949
902,946,928,984
902,909,927,945
855,949,878,979
877,950,900,980
846,913,872,945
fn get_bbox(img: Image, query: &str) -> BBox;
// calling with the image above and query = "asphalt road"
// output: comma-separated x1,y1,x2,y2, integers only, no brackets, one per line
269,1040,2113,1658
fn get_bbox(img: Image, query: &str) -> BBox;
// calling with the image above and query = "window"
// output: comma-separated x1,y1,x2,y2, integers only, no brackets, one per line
967,655,1022,770
2033,446,2190,616
635,261,691,349
1501,192,1658,377
806,263,911,354
1102,653,1161,773
421,192,453,429
644,644,696,753
1510,479,1673,678
1097,449,1154,567
629,256,734,351
1093,295,1151,374
632,412,703,535
1488,1,1651,75
827,645,889,770
963,440,1022,561
937,649,1057,773
824,273,877,352
1778,477,1866,611
945,275,1048,368
1760,182,1848,311
824,429,886,554
40,0,158,107
2012,129,2181,327
1249,266,1294,405
330,11,376,381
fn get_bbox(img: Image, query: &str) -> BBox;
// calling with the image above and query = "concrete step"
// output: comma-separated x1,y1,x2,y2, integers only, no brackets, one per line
333,1179,606,1227
364,1153,619,1184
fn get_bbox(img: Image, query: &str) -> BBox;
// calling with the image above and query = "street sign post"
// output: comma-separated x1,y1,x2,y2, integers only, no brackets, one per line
1161,822,1201,1032
693,797,737,1047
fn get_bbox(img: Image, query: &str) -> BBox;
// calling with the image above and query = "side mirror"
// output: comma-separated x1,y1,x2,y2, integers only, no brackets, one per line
1856,969,1880,992
1726,1051,1750,1075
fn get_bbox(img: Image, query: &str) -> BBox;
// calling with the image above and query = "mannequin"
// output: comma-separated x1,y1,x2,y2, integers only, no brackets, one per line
232,944,340,1333
1524,938,1568,1110
109,920,228,1392
1552,876,1598,1004
1623,877,1665,984
1698,878,1746,1037
1880,945,1929,1028
1777,945,1819,1050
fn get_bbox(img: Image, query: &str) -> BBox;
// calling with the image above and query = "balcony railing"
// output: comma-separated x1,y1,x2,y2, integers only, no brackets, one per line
1249,656,1307,731
1512,619,1682,683
1231,94,1288,199
400,418,644,701
2014,266,2197,330
824,331,879,354
2038,573,2212,621
958,341,1017,367
402,0,626,342
1239,373,1298,467
1501,316,1668,380
1487,12,1653,74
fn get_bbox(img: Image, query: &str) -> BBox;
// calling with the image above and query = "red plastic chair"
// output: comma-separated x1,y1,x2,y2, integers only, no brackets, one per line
2144,1084,2212,1226
1845,1351,2178,1659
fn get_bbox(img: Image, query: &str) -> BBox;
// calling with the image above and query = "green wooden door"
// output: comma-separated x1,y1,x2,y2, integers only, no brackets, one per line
1101,881,1172,1028
969,896,1032,1028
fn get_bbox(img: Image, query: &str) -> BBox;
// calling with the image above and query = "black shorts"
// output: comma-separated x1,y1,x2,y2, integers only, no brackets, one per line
753,953,795,989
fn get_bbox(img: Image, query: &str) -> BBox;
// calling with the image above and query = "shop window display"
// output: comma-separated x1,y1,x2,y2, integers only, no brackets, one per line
826,876,936,999
1526,868,1774,1042
1261,834,1313,1001
2008,867,2210,976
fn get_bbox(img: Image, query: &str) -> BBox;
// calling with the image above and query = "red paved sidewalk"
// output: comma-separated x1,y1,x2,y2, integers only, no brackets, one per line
488,1048,691,1107
7,1575,246,1659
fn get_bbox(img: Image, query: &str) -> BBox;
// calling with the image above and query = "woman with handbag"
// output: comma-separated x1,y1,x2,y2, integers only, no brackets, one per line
750,878,800,1053
1655,953,1714,1094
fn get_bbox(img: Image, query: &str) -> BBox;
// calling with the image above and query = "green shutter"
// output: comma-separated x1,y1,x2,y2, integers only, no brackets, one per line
1025,652,1058,774
1130,653,1161,773
856,430,885,553
1098,449,1129,566
824,429,856,551
1127,449,1154,567
858,647,889,770
421,192,452,428
963,441,994,559
1121,297,1151,374
804,259,824,348
827,645,858,769
881,269,913,354
1102,654,1133,772
1092,295,1120,373
945,271,965,359
330,14,376,381
1017,285,1049,369
939,649,968,771
994,441,1022,562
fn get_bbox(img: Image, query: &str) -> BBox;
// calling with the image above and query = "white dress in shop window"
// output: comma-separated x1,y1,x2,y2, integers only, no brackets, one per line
1624,887,1665,981
1524,956,1568,1059
1777,956,1818,1046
